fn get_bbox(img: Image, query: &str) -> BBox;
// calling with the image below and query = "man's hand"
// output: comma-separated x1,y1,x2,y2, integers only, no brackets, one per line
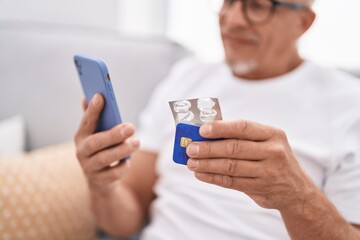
186,120,315,210
74,94,140,194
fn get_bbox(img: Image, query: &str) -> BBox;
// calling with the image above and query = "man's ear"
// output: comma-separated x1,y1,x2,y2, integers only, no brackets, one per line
295,9,316,38
303,10,316,32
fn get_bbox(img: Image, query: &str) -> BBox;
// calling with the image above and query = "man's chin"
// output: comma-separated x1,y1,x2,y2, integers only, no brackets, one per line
227,60,258,78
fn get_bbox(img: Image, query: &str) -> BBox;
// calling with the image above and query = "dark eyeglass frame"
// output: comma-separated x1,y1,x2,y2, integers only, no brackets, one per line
222,0,309,25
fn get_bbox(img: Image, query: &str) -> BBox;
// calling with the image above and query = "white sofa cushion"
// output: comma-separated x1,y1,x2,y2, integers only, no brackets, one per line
0,115,25,155
0,21,189,150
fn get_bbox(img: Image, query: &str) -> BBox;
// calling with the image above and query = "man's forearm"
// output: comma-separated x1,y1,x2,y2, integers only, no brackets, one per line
90,182,145,237
280,186,360,240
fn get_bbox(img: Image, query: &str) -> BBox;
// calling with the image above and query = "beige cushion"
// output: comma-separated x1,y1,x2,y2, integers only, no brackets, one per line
0,143,96,240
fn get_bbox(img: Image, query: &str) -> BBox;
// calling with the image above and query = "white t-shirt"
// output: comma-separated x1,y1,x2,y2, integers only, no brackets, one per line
137,58,360,240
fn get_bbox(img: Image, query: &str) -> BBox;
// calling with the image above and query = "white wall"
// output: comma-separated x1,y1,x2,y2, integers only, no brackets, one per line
117,0,168,36
300,0,360,69
167,0,223,62
1,0,359,70
0,0,119,30
0,0,168,35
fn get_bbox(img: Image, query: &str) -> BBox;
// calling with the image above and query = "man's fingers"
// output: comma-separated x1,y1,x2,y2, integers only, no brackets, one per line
80,123,136,157
91,161,129,184
76,94,104,140
187,158,261,177
84,139,139,172
194,172,255,192
199,120,276,141
187,139,266,160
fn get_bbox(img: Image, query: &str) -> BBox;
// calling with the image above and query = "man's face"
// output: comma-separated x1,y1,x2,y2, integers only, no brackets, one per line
220,0,313,78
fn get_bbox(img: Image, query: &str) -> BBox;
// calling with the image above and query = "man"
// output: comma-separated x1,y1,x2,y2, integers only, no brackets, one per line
74,0,360,239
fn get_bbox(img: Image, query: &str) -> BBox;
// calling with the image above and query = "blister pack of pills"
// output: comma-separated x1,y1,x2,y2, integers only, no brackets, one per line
168,98,223,165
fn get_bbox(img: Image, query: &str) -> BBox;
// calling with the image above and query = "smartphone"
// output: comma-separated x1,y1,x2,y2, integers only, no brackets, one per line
74,54,123,132
74,54,128,164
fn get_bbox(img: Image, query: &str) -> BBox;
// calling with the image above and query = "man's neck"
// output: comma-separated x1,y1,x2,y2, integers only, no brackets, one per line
232,54,303,81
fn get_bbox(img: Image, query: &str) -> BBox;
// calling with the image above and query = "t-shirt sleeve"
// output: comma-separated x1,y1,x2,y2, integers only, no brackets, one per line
324,109,360,224
136,57,198,153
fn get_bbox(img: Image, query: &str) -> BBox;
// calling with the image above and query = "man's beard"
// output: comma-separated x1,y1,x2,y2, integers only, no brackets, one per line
221,27,260,76
228,60,258,77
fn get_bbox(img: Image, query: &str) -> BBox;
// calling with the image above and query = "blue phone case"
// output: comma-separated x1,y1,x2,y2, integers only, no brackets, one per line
74,54,123,132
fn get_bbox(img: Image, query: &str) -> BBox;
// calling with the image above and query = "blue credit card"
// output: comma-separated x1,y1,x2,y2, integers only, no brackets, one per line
173,123,209,165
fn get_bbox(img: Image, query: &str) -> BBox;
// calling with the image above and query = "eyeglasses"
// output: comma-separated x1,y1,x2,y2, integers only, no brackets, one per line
212,0,309,25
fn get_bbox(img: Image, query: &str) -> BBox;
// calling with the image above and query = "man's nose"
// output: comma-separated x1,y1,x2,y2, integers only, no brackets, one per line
222,1,249,27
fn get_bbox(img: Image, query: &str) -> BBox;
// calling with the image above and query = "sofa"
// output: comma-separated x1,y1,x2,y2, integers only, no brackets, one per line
0,20,188,239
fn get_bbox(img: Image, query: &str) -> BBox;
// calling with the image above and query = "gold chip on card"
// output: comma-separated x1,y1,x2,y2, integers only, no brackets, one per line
180,137,193,148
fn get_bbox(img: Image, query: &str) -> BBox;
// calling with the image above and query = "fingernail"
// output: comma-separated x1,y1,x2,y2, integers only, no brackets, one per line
92,94,100,106
109,160,120,167
187,144,199,156
187,159,199,170
121,126,132,136
130,138,140,148
200,124,212,136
